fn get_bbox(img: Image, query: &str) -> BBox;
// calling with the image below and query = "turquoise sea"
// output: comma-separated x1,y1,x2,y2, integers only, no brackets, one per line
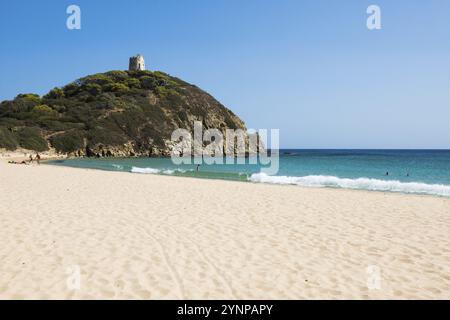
47,150,450,197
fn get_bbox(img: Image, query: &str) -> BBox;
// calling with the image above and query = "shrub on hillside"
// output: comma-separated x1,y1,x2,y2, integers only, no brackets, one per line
17,127,48,151
0,126,18,150
50,130,85,153
44,88,65,99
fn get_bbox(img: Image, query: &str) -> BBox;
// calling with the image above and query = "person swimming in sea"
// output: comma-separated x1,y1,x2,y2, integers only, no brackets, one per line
385,171,389,176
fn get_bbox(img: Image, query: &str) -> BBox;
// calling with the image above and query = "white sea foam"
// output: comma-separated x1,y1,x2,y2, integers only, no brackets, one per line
249,173,450,197
111,164,124,170
131,167,192,175
131,167,160,174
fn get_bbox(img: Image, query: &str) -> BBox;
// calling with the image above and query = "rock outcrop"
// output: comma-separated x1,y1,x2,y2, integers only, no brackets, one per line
0,70,262,157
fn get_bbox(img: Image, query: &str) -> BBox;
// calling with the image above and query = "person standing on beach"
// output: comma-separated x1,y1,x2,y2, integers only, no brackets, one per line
29,154,33,163
36,153,41,165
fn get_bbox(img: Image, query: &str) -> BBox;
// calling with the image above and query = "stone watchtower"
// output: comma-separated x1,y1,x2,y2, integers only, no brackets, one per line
129,54,145,71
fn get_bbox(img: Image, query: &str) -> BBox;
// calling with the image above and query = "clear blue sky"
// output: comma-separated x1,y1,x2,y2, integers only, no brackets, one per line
1,0,449,148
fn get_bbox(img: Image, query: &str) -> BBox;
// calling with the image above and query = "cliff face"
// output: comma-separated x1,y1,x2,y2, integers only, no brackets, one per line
0,70,256,157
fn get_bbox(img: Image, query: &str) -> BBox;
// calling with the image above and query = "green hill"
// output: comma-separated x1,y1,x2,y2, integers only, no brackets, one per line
0,70,247,157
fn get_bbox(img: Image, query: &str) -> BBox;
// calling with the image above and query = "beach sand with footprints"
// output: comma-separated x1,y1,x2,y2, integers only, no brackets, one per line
0,158,449,299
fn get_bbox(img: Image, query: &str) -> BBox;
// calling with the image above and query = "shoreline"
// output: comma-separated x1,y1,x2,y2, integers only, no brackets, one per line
43,158,450,199
2,148,449,199
1,161,449,299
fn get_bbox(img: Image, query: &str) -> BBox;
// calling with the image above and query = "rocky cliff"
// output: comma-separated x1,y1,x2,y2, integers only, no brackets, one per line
0,70,258,157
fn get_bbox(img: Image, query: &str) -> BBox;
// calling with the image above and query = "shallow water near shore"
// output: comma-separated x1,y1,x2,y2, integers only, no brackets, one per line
47,149,450,197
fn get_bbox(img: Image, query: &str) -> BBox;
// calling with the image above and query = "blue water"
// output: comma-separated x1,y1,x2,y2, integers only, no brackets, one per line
47,150,450,197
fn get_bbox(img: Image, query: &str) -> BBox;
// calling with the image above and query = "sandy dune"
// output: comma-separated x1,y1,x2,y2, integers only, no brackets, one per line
0,160,449,299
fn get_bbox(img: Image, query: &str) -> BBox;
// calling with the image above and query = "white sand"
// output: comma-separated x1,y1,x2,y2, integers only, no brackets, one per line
0,160,449,299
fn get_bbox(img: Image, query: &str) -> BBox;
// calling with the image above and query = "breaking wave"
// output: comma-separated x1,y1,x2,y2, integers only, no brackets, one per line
249,173,450,197
130,167,450,197
131,167,191,175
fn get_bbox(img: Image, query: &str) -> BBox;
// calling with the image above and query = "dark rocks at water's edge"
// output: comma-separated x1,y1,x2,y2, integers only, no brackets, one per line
0,70,263,158
81,143,170,158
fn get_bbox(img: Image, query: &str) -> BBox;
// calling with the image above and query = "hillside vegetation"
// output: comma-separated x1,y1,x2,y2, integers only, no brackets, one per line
0,70,247,156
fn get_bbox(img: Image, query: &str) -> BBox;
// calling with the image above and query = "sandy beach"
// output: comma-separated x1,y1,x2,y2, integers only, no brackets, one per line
0,159,449,299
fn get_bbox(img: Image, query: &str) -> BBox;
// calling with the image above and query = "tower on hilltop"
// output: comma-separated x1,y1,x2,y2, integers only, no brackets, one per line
129,54,145,71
